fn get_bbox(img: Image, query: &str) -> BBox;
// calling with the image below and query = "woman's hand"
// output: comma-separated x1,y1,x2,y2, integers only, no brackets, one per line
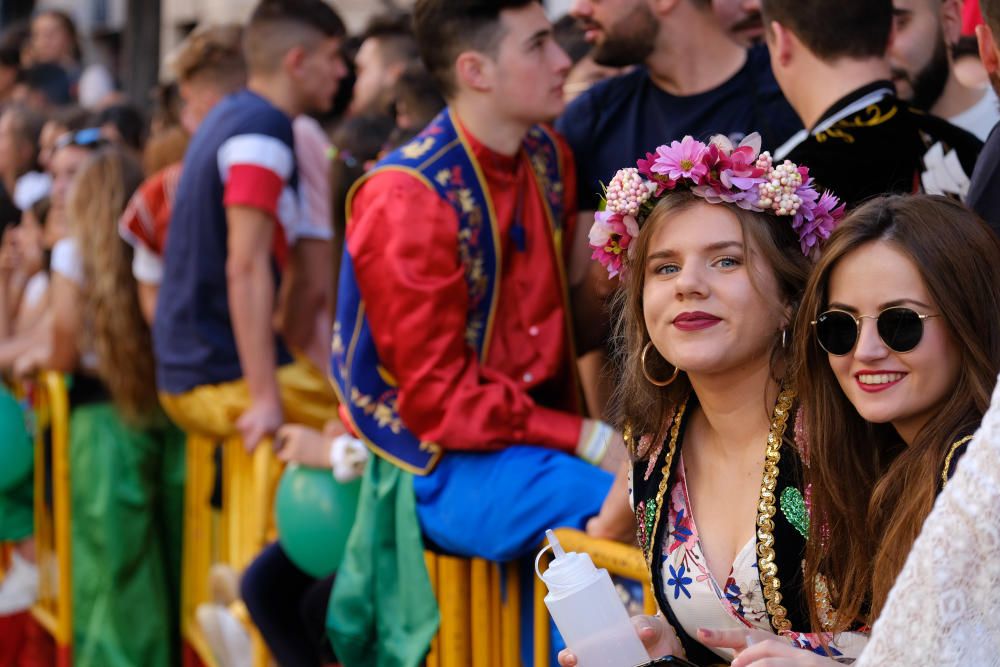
558,614,683,666
698,628,841,667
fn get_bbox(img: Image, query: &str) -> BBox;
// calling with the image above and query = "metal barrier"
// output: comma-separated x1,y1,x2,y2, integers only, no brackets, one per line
30,371,72,667
425,552,522,667
533,528,657,666
180,434,280,667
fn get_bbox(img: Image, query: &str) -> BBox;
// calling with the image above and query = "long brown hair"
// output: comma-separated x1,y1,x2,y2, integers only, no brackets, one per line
794,194,1000,631
612,191,812,450
68,147,158,423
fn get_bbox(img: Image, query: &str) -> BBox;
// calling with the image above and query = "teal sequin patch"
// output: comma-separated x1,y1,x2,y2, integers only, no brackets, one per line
644,500,656,546
637,499,657,558
780,487,809,539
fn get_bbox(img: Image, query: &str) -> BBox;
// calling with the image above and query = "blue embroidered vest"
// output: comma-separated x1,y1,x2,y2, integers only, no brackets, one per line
331,109,574,475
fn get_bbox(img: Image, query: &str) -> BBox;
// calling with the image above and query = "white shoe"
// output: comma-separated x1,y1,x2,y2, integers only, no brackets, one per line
0,552,38,615
196,602,252,667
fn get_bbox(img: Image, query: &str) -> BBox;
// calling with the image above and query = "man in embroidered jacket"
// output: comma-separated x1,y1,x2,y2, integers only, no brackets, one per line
328,1,631,665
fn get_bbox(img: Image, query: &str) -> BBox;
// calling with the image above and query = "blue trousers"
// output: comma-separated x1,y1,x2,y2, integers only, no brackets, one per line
413,445,613,665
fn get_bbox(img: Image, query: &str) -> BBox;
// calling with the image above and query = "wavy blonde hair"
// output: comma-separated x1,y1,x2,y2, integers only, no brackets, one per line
67,148,157,423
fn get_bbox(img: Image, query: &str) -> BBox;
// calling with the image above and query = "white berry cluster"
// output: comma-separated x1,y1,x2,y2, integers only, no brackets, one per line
755,153,803,216
605,168,652,216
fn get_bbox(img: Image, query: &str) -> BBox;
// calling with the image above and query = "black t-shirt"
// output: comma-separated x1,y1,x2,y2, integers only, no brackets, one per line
778,81,982,209
967,120,1000,236
556,45,802,211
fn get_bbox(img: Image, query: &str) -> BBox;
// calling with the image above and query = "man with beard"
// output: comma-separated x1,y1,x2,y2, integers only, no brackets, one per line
712,0,765,47
889,0,999,140
556,0,800,217
348,12,419,116
764,0,981,208
965,0,1000,233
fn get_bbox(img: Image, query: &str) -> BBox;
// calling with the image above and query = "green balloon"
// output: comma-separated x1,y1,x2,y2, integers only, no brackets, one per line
274,464,361,578
0,386,31,493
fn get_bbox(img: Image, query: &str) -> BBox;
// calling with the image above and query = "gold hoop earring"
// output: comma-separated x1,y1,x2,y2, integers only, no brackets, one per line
641,341,680,387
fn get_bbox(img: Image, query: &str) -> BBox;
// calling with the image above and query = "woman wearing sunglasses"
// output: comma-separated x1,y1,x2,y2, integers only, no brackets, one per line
559,134,869,666
701,194,1000,666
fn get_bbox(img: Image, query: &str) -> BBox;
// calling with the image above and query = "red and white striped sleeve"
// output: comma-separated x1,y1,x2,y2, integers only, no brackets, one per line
217,133,295,217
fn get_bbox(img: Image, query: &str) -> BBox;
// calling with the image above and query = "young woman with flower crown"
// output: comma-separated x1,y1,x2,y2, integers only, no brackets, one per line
559,134,866,666
698,196,1000,666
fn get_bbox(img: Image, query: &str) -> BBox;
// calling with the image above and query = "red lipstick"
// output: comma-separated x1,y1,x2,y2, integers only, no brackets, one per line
672,311,721,332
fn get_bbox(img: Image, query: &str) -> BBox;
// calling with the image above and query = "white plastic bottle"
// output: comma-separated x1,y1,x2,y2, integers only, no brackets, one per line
535,529,650,667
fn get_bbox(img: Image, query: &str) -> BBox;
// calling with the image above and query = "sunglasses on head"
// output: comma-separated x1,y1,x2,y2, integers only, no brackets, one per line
811,306,940,356
53,127,108,152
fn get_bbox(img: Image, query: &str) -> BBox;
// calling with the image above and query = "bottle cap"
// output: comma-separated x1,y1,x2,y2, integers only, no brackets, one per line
535,528,598,596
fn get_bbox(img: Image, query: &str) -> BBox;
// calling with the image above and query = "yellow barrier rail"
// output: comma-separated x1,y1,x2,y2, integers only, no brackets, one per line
180,435,280,667
534,529,657,666
30,371,73,667
425,552,521,667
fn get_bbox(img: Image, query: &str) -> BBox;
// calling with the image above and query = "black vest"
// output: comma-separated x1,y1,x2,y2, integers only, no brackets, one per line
630,391,811,666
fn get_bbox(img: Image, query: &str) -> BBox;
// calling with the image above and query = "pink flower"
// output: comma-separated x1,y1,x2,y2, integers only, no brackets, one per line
637,151,675,196
650,136,709,185
699,144,730,190
793,187,844,258
589,210,639,278
722,146,765,188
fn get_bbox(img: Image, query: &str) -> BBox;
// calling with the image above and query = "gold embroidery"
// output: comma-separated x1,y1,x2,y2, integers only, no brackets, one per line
813,574,837,632
330,320,344,356
815,104,899,145
647,398,689,565
816,127,857,144
942,435,974,486
376,365,398,387
457,188,477,214
349,387,404,434
434,168,451,187
402,136,435,159
756,386,795,633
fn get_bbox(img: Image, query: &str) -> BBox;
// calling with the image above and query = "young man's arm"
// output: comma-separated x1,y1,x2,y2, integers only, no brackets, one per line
226,205,283,450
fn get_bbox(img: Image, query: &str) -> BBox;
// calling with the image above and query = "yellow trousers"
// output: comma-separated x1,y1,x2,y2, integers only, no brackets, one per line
159,358,337,438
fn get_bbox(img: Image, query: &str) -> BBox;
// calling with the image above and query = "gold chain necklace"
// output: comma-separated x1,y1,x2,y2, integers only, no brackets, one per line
649,385,796,633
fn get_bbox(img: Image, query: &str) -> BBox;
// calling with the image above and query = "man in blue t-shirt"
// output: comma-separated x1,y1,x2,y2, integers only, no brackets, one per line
154,0,347,449
556,0,801,360
558,0,801,215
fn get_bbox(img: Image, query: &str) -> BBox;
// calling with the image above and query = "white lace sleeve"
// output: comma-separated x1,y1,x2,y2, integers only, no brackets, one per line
855,377,1000,667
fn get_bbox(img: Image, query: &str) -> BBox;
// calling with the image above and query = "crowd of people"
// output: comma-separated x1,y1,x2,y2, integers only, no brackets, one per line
0,0,998,666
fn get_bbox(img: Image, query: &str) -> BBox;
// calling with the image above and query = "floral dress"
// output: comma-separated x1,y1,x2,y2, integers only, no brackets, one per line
659,458,869,663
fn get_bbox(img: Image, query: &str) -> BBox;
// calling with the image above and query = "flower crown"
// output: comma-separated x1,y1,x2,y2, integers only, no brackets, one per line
589,133,846,278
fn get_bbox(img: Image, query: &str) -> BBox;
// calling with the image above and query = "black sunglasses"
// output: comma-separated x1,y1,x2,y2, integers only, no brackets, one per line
811,307,940,356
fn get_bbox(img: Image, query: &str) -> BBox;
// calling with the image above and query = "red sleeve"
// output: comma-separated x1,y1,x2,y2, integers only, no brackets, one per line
220,134,294,218
347,171,582,453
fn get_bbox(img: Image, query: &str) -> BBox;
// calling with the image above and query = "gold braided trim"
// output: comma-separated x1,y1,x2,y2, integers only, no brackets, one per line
647,397,689,566
756,386,796,634
941,435,974,487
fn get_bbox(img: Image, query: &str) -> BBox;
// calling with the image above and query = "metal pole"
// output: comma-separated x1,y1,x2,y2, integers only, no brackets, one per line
121,0,160,109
